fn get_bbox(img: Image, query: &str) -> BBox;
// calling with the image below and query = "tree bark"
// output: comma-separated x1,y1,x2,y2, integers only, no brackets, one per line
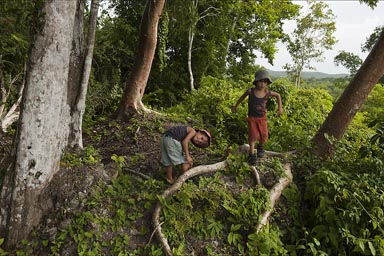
312,29,384,157
187,28,195,91
116,0,165,120
0,0,78,247
69,0,99,148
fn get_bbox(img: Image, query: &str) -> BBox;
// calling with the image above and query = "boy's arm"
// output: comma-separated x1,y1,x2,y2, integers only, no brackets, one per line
270,91,283,115
231,89,250,113
182,127,196,166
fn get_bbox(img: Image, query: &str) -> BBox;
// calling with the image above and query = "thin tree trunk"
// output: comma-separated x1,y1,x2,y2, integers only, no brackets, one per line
69,0,99,148
187,28,195,91
0,0,78,247
116,0,165,120
312,29,384,157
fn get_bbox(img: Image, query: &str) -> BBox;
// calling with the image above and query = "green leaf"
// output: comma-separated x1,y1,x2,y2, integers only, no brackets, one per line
358,240,365,252
368,241,376,255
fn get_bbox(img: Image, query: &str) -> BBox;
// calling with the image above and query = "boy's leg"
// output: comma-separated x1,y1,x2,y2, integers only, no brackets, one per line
257,118,268,158
165,165,174,184
247,117,258,165
248,140,257,165
257,143,265,158
248,139,256,155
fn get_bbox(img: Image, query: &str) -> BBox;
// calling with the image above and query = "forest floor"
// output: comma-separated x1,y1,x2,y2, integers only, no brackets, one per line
0,114,289,255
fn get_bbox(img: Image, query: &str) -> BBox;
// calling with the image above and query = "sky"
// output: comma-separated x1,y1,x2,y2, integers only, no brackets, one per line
257,1,384,74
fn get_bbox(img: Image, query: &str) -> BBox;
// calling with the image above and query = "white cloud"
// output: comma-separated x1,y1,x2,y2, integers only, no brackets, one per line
257,1,384,74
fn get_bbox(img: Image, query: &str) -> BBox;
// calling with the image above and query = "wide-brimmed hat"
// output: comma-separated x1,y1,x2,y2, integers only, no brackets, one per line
253,69,272,85
196,129,211,147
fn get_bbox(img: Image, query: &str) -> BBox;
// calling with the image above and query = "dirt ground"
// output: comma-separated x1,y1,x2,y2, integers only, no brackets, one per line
0,115,288,254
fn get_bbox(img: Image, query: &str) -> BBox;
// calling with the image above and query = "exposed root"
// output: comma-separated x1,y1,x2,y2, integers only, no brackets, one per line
123,168,151,180
152,145,295,255
152,161,227,256
250,165,261,185
256,162,293,233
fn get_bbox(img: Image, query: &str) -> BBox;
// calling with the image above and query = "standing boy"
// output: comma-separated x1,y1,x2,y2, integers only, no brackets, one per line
231,69,283,165
160,126,211,184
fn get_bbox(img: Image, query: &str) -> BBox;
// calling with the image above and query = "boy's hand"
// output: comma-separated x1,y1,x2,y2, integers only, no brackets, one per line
186,155,193,167
277,108,283,116
231,106,237,113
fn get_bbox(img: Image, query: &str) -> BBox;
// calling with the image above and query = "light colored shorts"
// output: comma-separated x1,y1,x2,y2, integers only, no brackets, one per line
160,135,187,166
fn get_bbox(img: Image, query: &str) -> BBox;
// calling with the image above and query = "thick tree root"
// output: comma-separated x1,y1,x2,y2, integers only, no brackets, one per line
152,146,293,256
256,162,293,232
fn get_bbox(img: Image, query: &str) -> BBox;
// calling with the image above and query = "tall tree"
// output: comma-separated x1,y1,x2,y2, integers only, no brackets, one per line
312,29,384,157
219,0,299,80
0,0,86,247
186,0,217,91
116,0,165,119
170,0,217,91
69,0,100,148
164,0,298,91
283,1,337,88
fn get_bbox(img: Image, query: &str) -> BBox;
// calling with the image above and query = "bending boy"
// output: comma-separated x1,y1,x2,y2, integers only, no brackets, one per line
160,126,211,184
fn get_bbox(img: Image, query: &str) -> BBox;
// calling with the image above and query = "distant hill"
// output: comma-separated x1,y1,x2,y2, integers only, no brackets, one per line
268,70,348,79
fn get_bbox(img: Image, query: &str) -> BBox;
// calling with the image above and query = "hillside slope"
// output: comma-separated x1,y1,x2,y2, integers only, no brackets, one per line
268,70,348,79
0,115,290,255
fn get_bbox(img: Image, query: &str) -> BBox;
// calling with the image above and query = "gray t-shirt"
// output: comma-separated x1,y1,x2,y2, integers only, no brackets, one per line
164,126,188,141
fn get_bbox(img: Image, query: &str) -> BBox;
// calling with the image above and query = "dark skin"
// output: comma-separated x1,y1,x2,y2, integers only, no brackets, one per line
165,127,209,183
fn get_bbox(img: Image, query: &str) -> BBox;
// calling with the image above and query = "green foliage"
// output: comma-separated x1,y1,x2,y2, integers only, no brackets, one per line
167,75,247,148
0,0,31,75
361,26,383,53
61,146,101,166
84,81,123,123
4,1,384,255
47,174,165,255
361,85,384,122
247,227,288,256
225,0,299,79
305,76,349,99
157,11,169,71
269,86,333,151
285,126,384,255
0,0,31,118
334,50,363,76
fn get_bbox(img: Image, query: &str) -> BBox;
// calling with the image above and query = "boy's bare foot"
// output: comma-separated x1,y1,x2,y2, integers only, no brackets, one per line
166,177,174,184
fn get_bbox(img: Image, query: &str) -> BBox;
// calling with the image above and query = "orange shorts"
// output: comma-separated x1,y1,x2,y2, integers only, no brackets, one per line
247,116,268,144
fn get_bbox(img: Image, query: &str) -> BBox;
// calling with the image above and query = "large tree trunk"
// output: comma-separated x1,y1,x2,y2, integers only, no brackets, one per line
69,0,99,148
116,0,165,120
312,29,384,157
0,0,79,248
